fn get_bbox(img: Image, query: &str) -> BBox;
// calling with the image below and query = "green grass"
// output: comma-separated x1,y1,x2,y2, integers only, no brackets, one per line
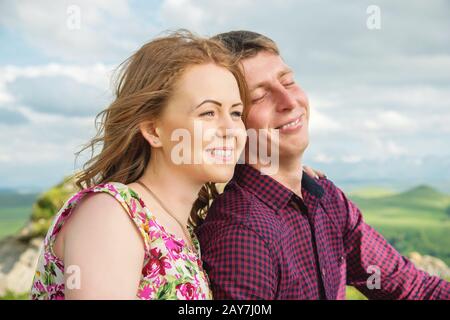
0,191,37,239
0,290,29,300
346,286,368,300
0,206,32,239
349,185,450,265
348,187,396,199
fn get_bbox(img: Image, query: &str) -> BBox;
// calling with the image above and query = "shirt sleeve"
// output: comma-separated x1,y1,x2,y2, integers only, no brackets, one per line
200,223,278,300
339,188,450,300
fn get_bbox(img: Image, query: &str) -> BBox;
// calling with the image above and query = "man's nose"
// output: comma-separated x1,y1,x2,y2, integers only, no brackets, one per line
274,84,297,112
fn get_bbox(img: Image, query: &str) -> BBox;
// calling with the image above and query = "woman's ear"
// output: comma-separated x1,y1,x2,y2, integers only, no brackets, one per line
139,121,163,148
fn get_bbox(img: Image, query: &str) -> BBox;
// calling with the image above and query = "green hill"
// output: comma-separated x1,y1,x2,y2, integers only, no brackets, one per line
0,192,38,239
349,185,450,265
0,177,77,239
349,187,395,199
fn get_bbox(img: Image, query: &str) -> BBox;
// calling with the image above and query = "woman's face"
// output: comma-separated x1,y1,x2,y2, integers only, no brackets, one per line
153,63,247,183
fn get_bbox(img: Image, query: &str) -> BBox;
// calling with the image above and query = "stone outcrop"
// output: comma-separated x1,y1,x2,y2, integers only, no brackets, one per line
408,251,450,279
0,235,43,296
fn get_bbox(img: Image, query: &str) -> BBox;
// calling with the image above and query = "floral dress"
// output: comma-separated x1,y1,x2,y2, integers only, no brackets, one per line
30,182,213,300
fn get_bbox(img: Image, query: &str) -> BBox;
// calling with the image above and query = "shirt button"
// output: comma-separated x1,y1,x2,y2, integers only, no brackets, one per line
339,256,345,264
321,268,326,276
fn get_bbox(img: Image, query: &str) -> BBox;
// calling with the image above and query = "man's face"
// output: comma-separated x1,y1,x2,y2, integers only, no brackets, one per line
242,51,310,161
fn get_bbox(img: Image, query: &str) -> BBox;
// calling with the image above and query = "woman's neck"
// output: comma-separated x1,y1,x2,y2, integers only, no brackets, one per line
138,153,203,226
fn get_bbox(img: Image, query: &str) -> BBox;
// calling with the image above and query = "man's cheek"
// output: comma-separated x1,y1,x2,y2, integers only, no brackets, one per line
245,110,263,129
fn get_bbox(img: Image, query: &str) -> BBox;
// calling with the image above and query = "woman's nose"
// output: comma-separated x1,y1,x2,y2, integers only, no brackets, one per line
216,113,238,138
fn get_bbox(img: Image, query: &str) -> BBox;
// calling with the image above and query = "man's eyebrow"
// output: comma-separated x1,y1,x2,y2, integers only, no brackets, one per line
278,68,293,78
194,99,242,109
249,68,294,91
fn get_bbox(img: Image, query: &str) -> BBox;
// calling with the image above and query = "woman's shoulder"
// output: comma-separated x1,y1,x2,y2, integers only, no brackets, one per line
66,182,144,213
50,182,151,251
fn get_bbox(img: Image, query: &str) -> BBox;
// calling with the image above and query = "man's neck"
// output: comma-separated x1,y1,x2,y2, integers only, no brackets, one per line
250,156,303,198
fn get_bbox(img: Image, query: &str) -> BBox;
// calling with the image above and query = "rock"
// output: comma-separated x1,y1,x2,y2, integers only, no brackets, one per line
0,176,77,298
0,235,43,297
408,251,450,279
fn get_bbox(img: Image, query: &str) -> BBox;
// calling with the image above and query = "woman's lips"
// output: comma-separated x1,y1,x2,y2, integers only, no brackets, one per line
205,147,234,163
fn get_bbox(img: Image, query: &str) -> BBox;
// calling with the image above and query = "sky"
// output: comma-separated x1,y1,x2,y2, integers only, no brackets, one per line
0,0,449,193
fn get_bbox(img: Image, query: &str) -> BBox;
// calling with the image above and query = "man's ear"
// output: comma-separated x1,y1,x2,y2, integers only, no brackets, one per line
139,121,163,148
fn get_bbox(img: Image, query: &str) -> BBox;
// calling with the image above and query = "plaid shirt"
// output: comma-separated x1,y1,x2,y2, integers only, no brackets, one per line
195,163,450,300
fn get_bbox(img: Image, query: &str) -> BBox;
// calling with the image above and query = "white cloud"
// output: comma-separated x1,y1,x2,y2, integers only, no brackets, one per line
0,63,113,89
0,64,114,117
0,0,156,62
313,153,335,164
0,64,108,189
341,155,363,164
1,0,449,189
309,107,342,134
363,111,415,131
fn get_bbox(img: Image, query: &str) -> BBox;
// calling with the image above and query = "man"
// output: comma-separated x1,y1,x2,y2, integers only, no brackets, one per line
195,30,450,299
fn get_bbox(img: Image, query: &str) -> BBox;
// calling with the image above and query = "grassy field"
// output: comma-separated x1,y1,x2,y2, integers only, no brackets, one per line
0,192,37,239
348,185,450,265
345,185,450,299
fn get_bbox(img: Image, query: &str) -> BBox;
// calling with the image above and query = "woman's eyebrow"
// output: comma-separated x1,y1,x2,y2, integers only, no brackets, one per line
194,99,242,109
194,99,222,109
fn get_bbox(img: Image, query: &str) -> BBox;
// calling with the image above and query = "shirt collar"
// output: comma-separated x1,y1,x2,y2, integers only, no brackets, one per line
232,163,324,211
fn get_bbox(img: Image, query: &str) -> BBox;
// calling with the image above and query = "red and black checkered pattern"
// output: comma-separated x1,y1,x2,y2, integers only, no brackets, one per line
195,164,450,300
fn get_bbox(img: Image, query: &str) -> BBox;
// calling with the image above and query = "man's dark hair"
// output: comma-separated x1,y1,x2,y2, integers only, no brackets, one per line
211,30,279,60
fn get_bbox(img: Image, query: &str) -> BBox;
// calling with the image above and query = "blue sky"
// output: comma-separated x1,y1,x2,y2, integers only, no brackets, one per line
0,0,449,192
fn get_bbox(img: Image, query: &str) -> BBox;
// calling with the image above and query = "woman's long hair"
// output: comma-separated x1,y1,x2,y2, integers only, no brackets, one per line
73,30,249,226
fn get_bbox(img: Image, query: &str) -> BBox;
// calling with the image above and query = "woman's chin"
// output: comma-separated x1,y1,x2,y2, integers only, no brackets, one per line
204,165,236,183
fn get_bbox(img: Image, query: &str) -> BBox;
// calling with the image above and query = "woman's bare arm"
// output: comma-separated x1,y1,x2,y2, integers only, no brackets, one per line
62,193,145,299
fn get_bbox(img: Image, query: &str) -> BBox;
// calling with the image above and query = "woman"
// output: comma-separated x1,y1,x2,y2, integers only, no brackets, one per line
30,30,248,300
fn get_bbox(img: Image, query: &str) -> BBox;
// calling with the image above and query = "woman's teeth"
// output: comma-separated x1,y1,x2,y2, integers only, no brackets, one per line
210,149,233,157
280,117,301,129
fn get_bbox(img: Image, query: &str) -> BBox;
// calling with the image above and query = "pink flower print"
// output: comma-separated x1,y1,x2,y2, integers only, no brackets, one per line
138,211,148,222
106,184,117,194
138,285,155,300
142,249,172,278
51,221,63,237
176,282,197,300
47,284,65,300
60,207,71,218
67,192,84,206
165,238,182,259
138,198,146,209
33,280,45,292
130,198,137,213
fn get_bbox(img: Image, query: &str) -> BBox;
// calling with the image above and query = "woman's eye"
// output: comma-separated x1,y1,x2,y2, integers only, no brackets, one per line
231,111,243,118
199,111,215,117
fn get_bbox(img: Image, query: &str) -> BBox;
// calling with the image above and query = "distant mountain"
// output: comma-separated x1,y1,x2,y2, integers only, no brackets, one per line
0,192,39,209
349,187,395,199
0,188,16,194
375,185,450,211
348,184,450,265
351,184,450,208
394,184,446,200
